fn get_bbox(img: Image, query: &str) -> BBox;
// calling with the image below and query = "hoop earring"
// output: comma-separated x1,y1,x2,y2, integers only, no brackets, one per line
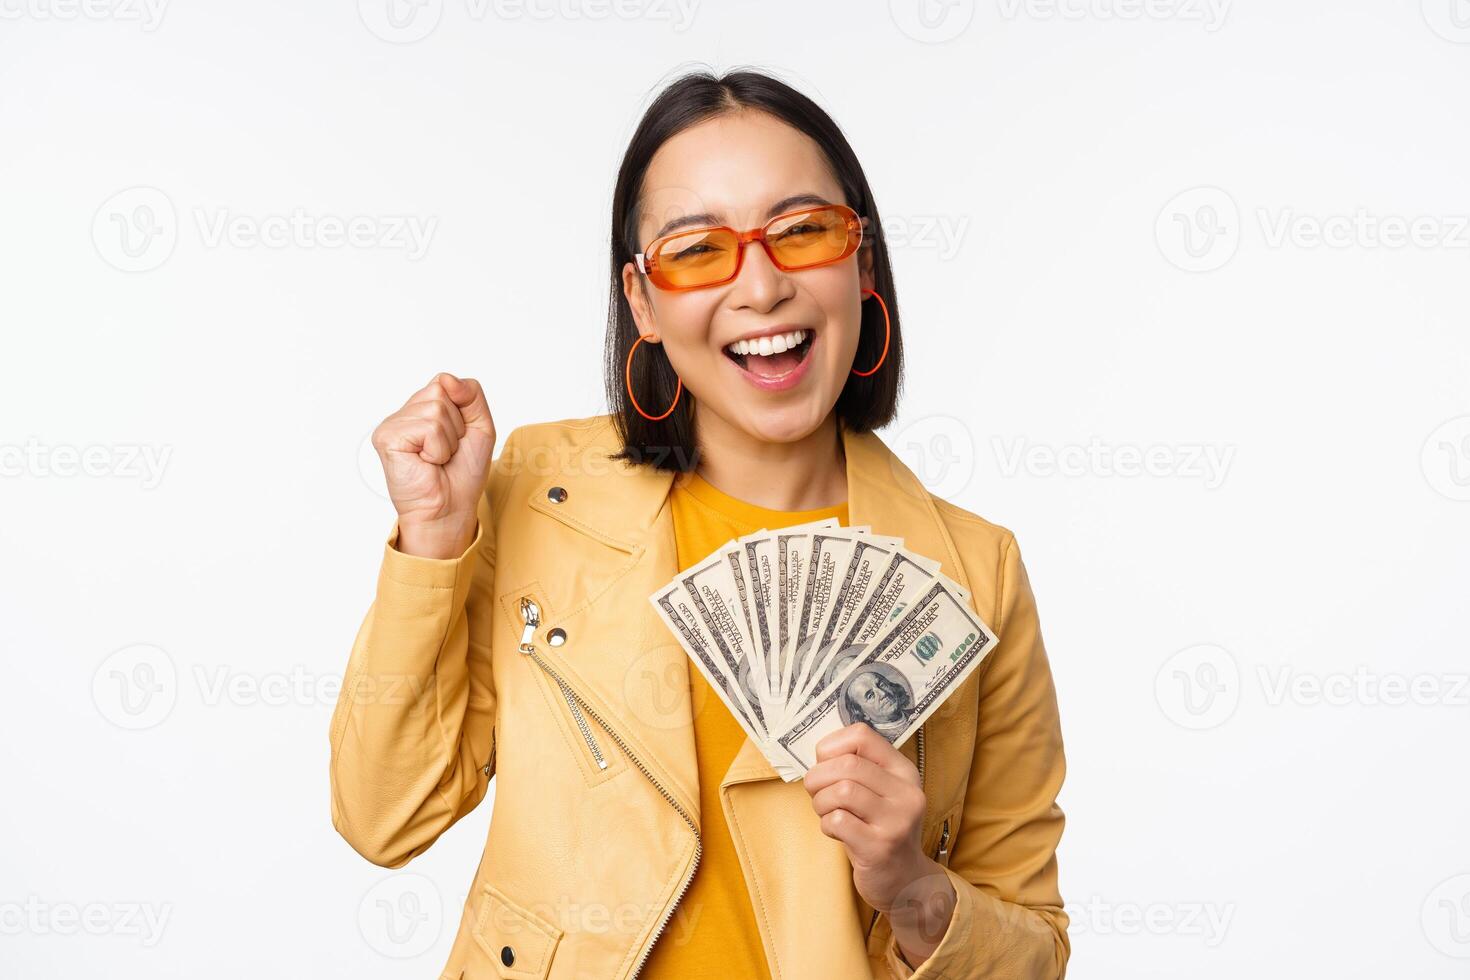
625,333,683,422
851,288,891,377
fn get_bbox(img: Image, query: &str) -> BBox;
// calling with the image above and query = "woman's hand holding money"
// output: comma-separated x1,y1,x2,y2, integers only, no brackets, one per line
802,723,957,967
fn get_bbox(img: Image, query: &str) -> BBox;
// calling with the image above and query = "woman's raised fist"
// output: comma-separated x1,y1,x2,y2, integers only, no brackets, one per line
371,373,496,559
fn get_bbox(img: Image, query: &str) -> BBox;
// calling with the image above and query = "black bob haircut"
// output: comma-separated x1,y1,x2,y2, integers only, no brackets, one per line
604,67,904,472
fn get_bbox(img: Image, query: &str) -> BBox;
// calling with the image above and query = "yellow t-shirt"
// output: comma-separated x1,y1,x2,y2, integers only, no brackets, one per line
640,469,849,979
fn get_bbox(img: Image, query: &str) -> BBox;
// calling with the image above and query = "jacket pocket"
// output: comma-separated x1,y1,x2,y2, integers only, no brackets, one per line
472,882,562,979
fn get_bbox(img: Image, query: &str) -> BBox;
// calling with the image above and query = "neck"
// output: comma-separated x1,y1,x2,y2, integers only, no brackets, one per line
690,409,848,511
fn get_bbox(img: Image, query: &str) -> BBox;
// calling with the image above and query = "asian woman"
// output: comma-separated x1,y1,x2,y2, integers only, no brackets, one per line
329,67,1069,980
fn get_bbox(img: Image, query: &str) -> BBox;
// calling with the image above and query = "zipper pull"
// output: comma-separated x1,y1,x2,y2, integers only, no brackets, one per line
518,596,541,653
934,818,952,863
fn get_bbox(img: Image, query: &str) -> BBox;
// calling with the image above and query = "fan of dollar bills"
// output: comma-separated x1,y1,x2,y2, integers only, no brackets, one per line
648,518,998,782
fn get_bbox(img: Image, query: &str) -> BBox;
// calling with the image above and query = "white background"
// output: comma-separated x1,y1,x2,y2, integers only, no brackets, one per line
2,1,1468,977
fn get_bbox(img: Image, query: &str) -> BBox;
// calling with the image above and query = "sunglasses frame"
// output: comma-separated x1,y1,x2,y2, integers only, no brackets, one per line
634,202,865,292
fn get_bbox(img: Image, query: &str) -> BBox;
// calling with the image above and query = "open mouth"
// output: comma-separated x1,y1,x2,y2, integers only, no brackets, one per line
722,328,815,381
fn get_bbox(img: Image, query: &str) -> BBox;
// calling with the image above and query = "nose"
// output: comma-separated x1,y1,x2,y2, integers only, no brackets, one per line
728,239,794,313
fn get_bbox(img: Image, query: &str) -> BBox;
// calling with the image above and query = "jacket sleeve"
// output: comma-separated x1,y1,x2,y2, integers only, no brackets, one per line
327,430,516,868
884,531,1071,979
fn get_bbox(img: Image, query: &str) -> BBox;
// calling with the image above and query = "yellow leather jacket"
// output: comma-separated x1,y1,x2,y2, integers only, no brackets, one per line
329,413,1070,979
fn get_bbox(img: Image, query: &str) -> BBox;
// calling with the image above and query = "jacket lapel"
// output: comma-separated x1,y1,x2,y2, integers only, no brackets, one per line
520,414,974,587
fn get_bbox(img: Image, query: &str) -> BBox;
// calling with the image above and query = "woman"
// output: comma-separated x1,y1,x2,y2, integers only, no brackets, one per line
329,69,1069,979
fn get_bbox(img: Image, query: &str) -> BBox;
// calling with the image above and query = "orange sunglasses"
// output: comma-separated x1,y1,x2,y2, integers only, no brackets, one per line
634,202,865,291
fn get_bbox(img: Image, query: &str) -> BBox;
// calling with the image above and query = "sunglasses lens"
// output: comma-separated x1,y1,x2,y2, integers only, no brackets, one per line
652,227,740,288
766,206,855,269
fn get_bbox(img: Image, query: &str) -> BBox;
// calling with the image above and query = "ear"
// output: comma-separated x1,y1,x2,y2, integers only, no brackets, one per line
621,261,659,341
858,225,877,295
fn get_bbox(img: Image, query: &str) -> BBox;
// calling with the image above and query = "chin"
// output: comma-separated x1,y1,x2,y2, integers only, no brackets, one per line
733,401,833,446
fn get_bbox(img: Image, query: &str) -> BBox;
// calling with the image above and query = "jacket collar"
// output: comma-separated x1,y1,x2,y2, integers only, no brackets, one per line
525,414,970,581
517,414,972,814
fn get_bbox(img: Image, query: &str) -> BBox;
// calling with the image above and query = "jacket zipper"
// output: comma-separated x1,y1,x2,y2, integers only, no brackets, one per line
516,595,701,978
916,722,926,790
520,597,607,770
917,726,954,862
934,818,952,864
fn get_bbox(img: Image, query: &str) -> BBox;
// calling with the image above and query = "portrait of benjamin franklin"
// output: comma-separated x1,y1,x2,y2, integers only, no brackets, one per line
836,662,916,742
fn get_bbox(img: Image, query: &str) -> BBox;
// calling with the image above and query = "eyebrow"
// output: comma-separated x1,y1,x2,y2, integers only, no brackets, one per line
649,193,834,241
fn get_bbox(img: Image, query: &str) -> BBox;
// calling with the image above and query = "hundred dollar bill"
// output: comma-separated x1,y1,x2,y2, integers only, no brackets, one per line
676,537,770,715
786,533,911,705
781,526,875,722
791,544,964,713
771,520,842,710
774,578,996,773
729,529,781,705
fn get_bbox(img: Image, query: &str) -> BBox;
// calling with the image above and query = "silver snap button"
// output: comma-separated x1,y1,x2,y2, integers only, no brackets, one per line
547,486,568,503
548,627,567,646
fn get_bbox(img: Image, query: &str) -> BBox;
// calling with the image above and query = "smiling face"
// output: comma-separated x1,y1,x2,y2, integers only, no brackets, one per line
622,109,875,446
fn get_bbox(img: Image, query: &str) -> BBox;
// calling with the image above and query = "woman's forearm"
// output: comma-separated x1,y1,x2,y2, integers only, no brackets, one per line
886,857,958,967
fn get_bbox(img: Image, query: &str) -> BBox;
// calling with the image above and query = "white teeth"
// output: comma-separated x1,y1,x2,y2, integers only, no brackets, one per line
726,329,808,357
